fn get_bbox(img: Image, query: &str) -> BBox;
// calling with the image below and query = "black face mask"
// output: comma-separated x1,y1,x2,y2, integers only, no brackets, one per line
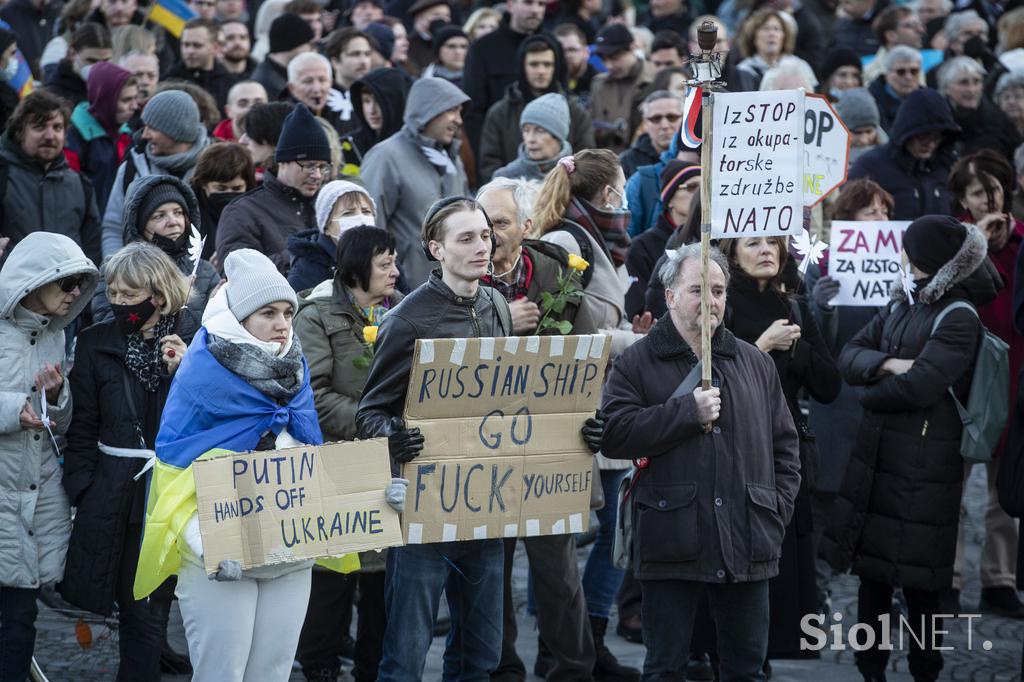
148,230,188,256
110,299,157,336
205,191,242,219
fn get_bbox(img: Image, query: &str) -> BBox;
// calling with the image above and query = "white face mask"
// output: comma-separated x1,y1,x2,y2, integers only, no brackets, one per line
78,62,93,82
329,213,375,240
0,58,17,81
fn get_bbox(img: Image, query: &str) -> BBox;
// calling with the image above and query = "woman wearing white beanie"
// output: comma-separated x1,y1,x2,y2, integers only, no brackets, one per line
287,180,378,292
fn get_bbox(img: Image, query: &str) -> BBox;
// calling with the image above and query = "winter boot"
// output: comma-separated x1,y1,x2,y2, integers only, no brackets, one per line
590,616,640,682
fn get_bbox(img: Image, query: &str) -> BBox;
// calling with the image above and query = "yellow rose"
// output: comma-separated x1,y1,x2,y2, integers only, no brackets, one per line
567,254,590,272
363,325,379,344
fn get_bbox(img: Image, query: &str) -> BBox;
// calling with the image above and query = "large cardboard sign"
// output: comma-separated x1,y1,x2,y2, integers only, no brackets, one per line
803,95,850,207
711,89,805,238
827,221,911,307
194,440,403,573
400,334,610,544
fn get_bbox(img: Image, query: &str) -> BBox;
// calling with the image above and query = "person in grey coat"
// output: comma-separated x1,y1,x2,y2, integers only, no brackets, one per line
600,244,801,680
0,232,98,680
360,77,470,289
493,92,573,183
92,175,220,322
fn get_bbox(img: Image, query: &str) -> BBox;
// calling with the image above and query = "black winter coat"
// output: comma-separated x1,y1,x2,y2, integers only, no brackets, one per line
165,61,240,110
625,212,674,319
600,318,802,583
823,232,999,591
59,312,199,615
951,97,1022,163
287,228,336,292
619,134,660,180
867,75,904,134
849,88,961,221
42,60,87,108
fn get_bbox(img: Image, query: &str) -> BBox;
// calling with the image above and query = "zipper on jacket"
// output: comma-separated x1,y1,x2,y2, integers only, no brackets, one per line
469,304,481,337
921,420,929,437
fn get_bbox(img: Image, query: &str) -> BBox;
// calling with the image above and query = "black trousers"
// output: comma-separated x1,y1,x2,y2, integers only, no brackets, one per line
855,578,943,682
117,524,173,682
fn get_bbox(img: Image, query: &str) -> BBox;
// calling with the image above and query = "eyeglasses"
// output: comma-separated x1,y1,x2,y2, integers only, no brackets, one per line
56,274,86,293
297,161,331,175
646,113,683,125
678,180,701,193
893,66,920,77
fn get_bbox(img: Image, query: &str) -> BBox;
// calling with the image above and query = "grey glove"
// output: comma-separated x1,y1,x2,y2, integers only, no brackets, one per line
385,477,409,513
210,559,242,582
812,276,840,310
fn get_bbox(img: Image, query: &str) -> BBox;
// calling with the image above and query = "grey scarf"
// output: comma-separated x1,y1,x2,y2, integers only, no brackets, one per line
207,333,305,402
147,128,209,177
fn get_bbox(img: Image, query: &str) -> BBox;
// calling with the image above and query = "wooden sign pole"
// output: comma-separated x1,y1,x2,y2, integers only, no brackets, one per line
700,89,713,391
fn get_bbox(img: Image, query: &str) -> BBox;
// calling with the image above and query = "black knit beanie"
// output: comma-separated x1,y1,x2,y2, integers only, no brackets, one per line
902,214,967,275
275,103,332,163
139,183,190,232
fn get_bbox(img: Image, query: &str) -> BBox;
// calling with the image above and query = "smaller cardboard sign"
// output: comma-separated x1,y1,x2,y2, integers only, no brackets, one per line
827,221,911,307
711,89,805,238
803,95,851,207
193,440,403,573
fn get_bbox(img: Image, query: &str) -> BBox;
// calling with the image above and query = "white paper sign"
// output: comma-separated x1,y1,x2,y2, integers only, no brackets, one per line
827,221,911,307
803,95,851,207
711,90,804,239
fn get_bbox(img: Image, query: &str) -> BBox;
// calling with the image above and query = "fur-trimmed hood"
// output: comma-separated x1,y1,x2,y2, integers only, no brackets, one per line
891,222,997,305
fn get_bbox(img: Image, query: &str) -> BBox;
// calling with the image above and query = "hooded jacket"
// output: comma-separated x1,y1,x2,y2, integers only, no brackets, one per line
349,68,412,160
625,134,681,237
477,35,594,183
0,130,102,266
360,78,470,288
492,139,573,182
66,62,134,214
0,233,97,588
824,224,1002,590
91,175,220,322
849,88,961,221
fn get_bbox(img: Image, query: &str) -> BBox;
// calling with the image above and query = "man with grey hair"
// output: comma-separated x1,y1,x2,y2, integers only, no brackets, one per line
943,9,988,56
287,51,347,134
620,90,685,178
476,177,601,681
759,55,819,92
869,45,923,131
600,242,801,680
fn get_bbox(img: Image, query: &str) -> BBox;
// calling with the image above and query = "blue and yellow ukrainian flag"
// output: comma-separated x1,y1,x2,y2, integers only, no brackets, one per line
0,20,34,98
146,0,197,38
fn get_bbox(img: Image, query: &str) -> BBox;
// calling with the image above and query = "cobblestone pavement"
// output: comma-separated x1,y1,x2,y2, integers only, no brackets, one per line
29,467,1023,681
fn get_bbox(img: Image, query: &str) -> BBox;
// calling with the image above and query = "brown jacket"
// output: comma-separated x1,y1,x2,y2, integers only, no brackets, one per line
589,58,654,153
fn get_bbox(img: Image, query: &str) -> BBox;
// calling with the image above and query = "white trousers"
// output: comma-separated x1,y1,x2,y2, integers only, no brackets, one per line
175,561,312,682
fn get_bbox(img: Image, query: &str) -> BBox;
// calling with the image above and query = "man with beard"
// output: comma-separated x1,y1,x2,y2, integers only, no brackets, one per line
0,90,102,266
166,18,239,110
324,28,373,138
218,19,256,78
101,90,211,257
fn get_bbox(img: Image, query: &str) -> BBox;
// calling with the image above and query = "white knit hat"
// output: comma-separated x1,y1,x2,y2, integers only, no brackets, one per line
223,249,297,321
315,180,377,233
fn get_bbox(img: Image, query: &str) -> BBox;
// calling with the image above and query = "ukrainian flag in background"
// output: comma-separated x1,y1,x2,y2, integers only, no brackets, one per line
0,20,34,98
147,0,197,38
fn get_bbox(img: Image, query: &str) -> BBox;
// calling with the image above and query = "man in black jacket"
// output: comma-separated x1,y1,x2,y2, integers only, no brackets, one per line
600,244,800,680
463,0,545,153
166,18,239,110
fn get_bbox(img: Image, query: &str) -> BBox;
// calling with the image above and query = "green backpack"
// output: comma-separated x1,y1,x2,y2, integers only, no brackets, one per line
930,301,1010,463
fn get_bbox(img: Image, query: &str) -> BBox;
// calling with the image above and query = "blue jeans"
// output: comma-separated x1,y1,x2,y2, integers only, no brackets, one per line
582,468,628,618
640,579,769,682
0,586,39,682
379,540,504,682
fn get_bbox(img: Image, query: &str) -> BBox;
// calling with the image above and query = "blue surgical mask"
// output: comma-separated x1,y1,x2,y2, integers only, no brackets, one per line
606,185,629,213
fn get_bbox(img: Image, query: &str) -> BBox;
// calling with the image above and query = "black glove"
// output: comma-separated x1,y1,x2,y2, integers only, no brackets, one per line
811,276,840,310
387,416,425,464
581,410,607,454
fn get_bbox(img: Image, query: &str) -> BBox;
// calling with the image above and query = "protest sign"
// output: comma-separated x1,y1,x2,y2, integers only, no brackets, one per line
803,95,850,207
193,440,402,574
400,334,610,544
711,89,804,238
828,221,911,306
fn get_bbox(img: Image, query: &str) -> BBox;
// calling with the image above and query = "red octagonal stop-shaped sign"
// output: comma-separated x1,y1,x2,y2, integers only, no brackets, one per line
803,94,850,208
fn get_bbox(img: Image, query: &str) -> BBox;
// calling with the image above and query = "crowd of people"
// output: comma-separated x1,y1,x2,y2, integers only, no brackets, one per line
0,0,1023,680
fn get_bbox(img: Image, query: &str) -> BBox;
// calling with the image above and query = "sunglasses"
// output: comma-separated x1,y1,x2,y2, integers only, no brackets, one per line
57,274,86,293
893,67,920,77
646,113,683,125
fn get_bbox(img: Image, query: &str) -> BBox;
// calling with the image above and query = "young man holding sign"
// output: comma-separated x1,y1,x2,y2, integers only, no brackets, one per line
356,196,607,681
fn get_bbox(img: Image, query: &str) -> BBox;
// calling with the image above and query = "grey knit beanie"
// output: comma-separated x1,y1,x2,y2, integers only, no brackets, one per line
141,90,201,143
520,93,570,145
835,88,880,132
224,249,298,321
315,180,376,232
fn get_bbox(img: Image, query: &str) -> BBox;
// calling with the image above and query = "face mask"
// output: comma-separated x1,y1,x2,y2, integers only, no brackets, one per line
0,59,18,82
330,214,376,239
206,191,241,216
148,230,188,255
605,186,629,213
110,299,157,336
79,62,93,82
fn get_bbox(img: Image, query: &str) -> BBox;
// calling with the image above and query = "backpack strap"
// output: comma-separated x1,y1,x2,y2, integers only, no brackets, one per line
928,300,980,424
551,221,595,289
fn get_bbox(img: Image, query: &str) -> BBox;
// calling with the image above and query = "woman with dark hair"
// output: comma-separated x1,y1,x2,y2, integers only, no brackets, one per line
718,233,841,660
945,149,1024,616
190,141,256,263
61,242,194,682
292,225,401,682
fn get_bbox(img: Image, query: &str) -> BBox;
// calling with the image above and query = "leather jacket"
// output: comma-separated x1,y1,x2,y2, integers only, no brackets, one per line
356,271,512,439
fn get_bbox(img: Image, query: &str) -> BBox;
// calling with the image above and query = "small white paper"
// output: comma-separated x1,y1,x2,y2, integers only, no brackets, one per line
569,513,584,533
525,519,540,536
503,523,519,537
442,523,457,542
449,338,467,365
479,337,495,360
407,523,423,544
552,518,566,534
419,340,434,364
574,335,592,360
525,336,540,353
504,337,520,354
549,336,564,357
473,525,488,540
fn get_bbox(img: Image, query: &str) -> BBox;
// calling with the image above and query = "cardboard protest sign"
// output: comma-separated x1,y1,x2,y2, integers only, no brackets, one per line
193,440,402,573
711,89,804,238
827,221,911,307
400,334,610,544
803,95,850,207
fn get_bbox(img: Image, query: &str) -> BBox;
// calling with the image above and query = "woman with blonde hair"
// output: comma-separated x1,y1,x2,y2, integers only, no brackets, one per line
463,7,502,41
734,8,804,91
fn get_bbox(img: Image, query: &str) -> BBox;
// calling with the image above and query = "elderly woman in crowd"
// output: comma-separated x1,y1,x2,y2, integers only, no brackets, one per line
0,233,97,681
868,46,923,132
939,56,1021,161
61,242,193,682
995,72,1024,137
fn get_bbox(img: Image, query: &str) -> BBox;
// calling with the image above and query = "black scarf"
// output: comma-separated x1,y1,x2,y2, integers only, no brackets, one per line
124,313,179,393
206,334,305,402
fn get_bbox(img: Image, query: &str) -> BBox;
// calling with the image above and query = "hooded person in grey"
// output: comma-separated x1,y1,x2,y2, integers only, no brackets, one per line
360,77,470,288
0,233,97,678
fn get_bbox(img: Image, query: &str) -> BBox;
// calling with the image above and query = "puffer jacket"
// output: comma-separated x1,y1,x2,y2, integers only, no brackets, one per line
287,229,337,293
356,273,512,441
823,225,1001,591
91,175,220,322
0,233,98,588
294,279,403,442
